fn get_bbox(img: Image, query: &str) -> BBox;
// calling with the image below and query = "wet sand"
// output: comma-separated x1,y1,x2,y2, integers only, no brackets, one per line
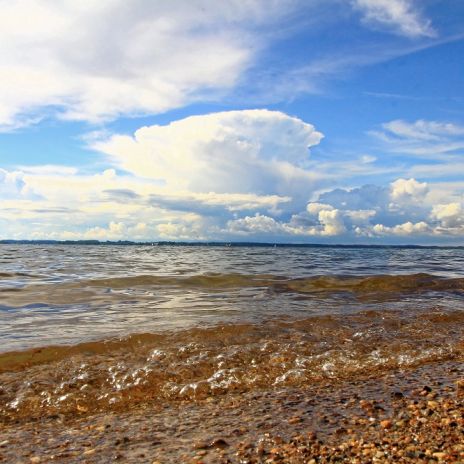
1,360,464,463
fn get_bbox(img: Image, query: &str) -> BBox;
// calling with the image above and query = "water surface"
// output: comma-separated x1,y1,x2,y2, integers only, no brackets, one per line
1,244,464,352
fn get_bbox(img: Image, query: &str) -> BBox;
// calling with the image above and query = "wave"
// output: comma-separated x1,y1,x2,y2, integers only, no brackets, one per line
45,272,464,293
1,307,464,423
2,272,463,302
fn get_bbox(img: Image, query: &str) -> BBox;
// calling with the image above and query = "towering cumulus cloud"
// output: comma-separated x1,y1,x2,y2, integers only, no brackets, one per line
93,110,324,201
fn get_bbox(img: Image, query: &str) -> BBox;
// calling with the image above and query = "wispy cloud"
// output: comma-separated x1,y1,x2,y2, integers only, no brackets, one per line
370,119,464,157
0,0,299,130
383,119,464,141
352,0,436,38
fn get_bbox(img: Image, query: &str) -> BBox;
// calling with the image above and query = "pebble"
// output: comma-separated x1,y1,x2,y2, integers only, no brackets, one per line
2,358,464,463
380,419,392,429
288,416,302,424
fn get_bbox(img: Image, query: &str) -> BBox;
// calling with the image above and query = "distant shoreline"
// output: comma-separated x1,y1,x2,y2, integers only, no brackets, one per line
0,239,463,249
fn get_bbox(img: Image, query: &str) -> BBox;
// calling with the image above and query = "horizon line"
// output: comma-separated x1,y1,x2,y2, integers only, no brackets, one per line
1,239,463,249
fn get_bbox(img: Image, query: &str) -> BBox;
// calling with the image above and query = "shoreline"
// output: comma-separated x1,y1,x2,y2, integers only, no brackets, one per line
2,304,464,462
1,358,463,463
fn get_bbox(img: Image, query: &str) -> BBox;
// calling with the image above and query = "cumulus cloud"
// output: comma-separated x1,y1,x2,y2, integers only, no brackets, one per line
2,164,464,242
227,214,286,235
316,209,347,236
304,178,453,240
93,110,324,206
372,221,430,236
0,0,299,129
352,0,435,38
431,203,464,234
2,108,464,243
390,178,428,205
0,109,326,241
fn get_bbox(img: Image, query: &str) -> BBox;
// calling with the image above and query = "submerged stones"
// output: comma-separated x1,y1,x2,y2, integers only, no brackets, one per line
2,307,464,425
1,360,464,462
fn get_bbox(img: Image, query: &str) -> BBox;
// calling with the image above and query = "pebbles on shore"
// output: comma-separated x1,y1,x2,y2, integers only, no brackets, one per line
1,360,464,463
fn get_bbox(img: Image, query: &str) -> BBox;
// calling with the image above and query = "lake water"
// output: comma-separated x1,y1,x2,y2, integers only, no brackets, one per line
1,244,464,352
2,244,464,422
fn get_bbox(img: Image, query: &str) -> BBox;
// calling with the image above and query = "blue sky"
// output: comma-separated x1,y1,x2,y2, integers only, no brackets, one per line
0,0,463,243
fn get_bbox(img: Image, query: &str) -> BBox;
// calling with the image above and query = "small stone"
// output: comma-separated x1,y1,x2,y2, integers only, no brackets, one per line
307,431,317,441
30,458,41,464
359,399,371,408
456,379,464,394
193,441,208,450
419,386,432,396
433,452,446,460
380,419,392,429
210,438,229,449
288,416,302,424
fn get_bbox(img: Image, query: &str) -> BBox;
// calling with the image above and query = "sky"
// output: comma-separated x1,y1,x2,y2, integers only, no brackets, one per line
0,0,463,244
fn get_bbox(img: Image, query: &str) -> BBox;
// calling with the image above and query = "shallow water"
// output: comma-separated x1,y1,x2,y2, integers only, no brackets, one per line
1,244,464,351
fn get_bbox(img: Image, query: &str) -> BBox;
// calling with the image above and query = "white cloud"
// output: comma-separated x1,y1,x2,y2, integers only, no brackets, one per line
2,107,464,243
317,209,346,236
431,202,464,233
372,221,430,236
2,164,464,242
307,202,334,215
302,177,464,240
305,178,451,239
227,213,286,235
353,0,435,38
0,168,39,199
390,178,428,203
226,208,346,238
0,0,299,129
370,119,464,157
383,120,464,141
0,158,295,241
93,110,324,205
